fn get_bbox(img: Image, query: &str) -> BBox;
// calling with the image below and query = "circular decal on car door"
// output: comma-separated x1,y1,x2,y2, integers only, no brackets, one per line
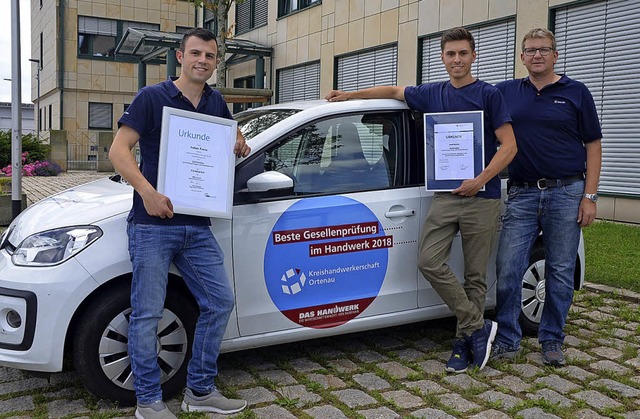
264,196,390,329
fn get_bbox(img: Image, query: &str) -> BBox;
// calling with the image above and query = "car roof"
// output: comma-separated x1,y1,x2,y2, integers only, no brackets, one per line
239,98,409,113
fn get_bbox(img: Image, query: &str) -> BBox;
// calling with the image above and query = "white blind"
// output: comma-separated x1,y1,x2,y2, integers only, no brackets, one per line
555,0,640,196
420,20,515,84
89,103,112,130
336,45,398,91
277,61,321,103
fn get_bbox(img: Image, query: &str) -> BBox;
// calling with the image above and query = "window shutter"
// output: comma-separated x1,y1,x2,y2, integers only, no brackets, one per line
236,0,252,33
336,45,398,91
277,61,321,103
89,103,113,130
555,0,640,196
255,0,268,27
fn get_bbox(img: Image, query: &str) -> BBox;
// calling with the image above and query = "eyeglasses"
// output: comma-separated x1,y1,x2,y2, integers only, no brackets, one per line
523,47,554,56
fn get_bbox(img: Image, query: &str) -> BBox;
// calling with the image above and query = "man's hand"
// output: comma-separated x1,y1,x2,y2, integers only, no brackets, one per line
452,178,484,197
577,199,597,227
325,90,350,102
234,129,251,157
142,190,174,219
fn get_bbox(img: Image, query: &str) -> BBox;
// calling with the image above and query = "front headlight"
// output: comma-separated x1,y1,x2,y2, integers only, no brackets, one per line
12,226,103,266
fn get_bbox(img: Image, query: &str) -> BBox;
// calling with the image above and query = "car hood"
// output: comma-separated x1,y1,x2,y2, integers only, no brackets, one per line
6,177,132,245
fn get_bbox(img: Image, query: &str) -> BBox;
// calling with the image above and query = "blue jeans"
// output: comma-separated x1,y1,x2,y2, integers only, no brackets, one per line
495,180,583,350
127,223,235,404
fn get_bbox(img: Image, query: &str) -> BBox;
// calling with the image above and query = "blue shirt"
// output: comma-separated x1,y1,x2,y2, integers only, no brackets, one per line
495,75,602,182
118,78,233,225
404,80,512,199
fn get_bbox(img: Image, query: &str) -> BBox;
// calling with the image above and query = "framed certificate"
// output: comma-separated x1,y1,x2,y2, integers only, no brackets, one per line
424,111,485,192
157,106,237,219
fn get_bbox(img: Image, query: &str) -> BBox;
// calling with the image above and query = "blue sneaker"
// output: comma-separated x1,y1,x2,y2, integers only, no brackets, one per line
445,338,471,373
470,320,497,370
541,341,566,367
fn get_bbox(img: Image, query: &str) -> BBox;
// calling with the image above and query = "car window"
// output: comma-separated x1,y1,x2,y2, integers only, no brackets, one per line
236,109,300,141
246,112,402,196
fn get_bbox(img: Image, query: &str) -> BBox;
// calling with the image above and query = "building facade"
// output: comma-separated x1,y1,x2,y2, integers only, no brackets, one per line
0,103,35,134
32,0,640,223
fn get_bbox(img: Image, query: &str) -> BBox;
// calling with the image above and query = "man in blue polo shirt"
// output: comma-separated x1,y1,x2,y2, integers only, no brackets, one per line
326,27,517,373
109,28,250,418
491,28,602,366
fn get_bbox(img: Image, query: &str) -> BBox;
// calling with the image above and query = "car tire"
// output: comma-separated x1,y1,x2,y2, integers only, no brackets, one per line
72,283,197,405
519,245,545,335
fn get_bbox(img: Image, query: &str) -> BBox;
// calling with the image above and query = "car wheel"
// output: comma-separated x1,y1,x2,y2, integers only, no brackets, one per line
519,245,545,335
72,284,197,405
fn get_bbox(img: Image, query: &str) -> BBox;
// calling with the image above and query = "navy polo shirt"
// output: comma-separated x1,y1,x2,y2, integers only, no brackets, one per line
118,78,233,225
495,75,602,182
405,80,512,199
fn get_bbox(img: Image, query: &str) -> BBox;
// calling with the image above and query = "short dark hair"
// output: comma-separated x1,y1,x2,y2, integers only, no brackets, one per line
522,28,556,51
440,27,475,52
179,27,217,52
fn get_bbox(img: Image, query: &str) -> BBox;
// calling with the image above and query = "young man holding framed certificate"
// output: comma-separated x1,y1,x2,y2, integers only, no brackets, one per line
109,28,250,419
326,27,517,373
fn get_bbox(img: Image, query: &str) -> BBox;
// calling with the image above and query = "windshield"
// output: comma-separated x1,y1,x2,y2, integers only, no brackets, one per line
236,109,300,140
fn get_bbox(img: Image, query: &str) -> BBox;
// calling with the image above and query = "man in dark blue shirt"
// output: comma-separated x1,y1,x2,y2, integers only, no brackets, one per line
110,28,250,419
326,27,517,373
492,28,602,367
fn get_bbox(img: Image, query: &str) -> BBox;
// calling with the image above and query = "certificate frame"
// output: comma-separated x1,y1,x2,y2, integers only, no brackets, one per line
424,110,485,192
157,106,237,219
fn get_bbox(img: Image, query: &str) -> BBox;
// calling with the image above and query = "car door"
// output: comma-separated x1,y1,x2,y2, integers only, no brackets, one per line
231,111,422,336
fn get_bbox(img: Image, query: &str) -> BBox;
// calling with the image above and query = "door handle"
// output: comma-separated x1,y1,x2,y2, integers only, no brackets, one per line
385,209,416,218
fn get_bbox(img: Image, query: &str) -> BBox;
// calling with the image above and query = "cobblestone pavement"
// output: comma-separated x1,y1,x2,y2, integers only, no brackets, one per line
2,173,639,419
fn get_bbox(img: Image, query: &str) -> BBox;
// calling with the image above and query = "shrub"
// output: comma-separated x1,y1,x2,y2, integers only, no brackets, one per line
1,152,62,177
0,130,50,168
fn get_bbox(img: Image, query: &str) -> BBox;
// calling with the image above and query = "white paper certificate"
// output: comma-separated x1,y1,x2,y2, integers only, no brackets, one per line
434,122,474,180
157,107,237,219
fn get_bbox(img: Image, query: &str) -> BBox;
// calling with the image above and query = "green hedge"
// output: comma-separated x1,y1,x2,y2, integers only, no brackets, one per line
0,130,50,168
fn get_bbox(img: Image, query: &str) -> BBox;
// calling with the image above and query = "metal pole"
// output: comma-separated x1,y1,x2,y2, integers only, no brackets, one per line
10,0,23,220
29,59,40,140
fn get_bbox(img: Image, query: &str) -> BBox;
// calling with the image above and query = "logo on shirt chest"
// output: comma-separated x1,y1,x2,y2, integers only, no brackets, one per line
554,99,566,104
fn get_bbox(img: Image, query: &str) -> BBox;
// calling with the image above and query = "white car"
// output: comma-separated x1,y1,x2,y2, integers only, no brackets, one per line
0,99,584,404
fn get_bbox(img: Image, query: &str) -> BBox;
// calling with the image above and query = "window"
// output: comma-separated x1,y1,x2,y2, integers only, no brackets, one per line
277,61,320,103
39,32,43,68
39,108,43,132
419,19,515,84
88,103,113,130
236,0,268,34
233,76,256,114
278,0,321,18
237,112,401,199
78,16,160,60
204,8,218,34
48,104,52,129
336,45,397,91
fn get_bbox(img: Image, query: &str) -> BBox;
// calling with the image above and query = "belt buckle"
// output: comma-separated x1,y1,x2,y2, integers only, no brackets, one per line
536,178,547,190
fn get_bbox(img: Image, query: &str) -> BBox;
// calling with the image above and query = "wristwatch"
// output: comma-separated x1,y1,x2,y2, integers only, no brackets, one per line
584,193,599,203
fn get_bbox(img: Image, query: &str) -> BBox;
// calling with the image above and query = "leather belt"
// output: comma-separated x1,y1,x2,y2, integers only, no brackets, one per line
509,173,584,190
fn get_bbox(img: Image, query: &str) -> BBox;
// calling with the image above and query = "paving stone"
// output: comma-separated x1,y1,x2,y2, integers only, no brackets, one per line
625,357,640,370
477,365,503,377
595,337,631,350
327,358,360,373
477,390,523,409
562,365,597,381
48,372,78,386
417,359,446,375
392,348,426,362
43,387,83,399
47,399,88,418
436,393,480,412
0,368,25,383
583,310,616,321
410,407,456,418
468,409,511,419
338,340,370,352
565,347,595,362
377,361,415,379
358,406,400,419
239,353,277,370
0,377,49,396
590,359,632,375
276,384,322,407
352,350,388,363
257,369,298,385
288,357,324,372
252,405,297,419
527,388,573,407
218,368,257,387
371,336,404,350
564,335,585,347
525,351,545,365
572,409,609,419
590,346,624,359
304,405,348,419
510,363,544,378
590,378,640,397
352,372,391,390
380,389,424,409
306,373,347,389
623,411,640,419
331,389,377,408
404,379,447,395
492,375,531,393
443,373,488,390
413,337,441,351
517,407,561,419
535,374,581,394
572,389,623,409
0,396,33,414
236,386,277,405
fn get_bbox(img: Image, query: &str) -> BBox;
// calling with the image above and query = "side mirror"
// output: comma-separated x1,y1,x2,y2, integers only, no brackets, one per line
247,171,294,192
